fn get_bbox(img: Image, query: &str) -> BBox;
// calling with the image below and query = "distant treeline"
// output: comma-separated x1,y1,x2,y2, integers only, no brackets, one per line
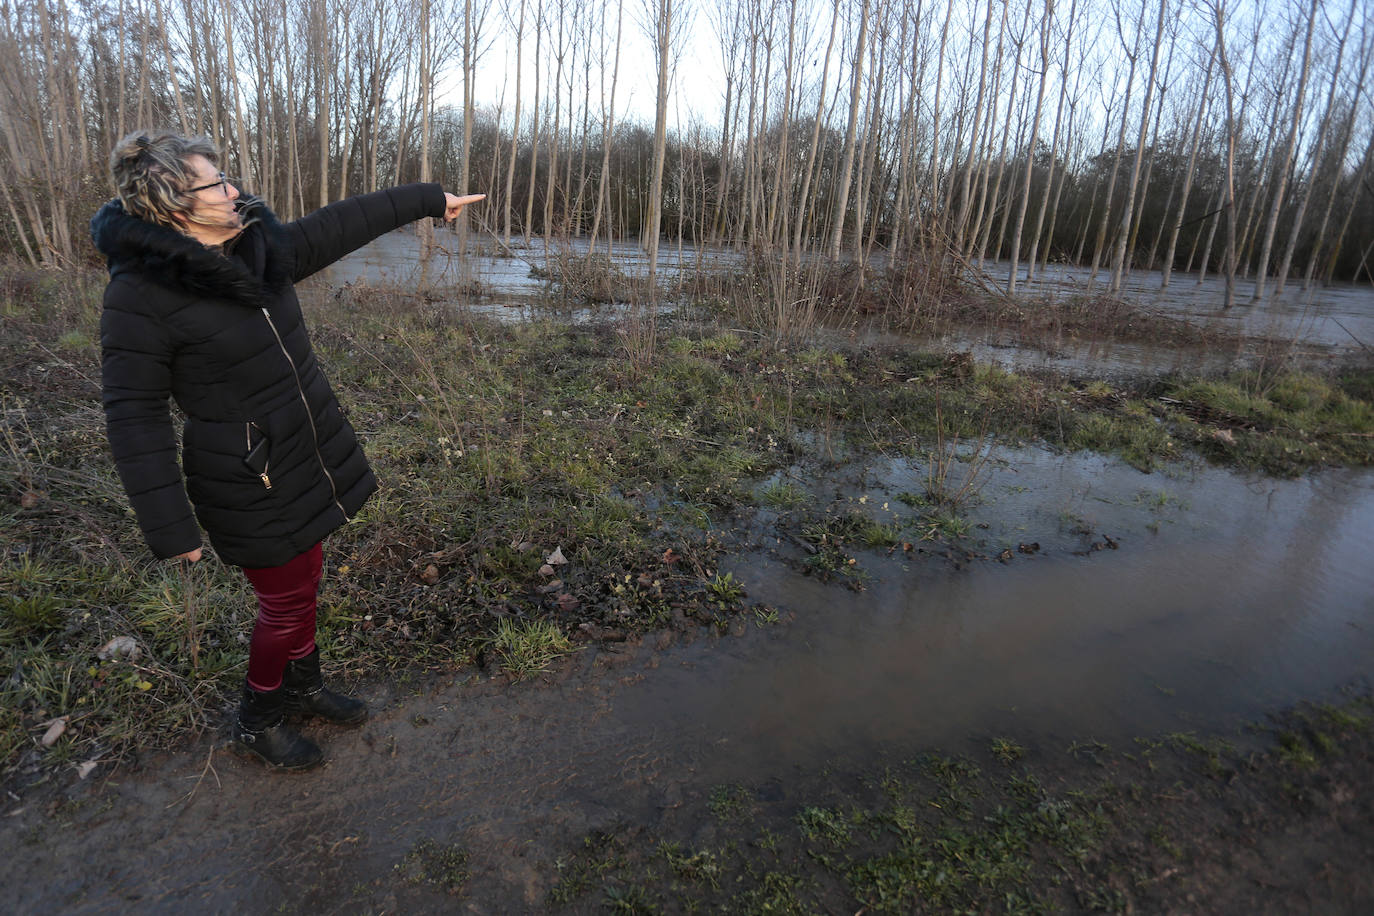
2,0,1372,298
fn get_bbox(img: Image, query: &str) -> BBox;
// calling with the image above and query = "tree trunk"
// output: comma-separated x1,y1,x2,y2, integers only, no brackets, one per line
1007,0,1053,295
1252,0,1317,300
587,0,622,257
1108,0,1167,292
791,0,839,264
1160,51,1214,288
645,0,673,292
828,0,869,261
1210,0,1238,309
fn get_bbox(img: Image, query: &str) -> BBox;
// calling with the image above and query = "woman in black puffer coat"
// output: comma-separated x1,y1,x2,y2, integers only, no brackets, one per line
93,130,483,770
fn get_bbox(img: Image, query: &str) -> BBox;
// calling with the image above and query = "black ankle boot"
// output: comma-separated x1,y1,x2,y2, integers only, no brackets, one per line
283,648,368,726
236,684,323,771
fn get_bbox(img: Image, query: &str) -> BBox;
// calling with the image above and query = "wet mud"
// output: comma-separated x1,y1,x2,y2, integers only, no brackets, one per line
4,447,1373,912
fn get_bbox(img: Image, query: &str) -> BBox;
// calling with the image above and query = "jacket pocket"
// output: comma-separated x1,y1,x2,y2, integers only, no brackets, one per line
243,422,273,490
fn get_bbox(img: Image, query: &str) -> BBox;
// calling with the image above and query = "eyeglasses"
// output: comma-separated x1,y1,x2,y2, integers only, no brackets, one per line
186,172,234,195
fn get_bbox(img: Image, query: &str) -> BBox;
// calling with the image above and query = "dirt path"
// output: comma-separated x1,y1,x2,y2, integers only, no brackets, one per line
4,632,712,912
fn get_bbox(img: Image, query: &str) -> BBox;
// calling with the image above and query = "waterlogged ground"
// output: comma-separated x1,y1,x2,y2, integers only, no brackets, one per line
327,228,1374,351
5,447,1372,912
322,228,1374,379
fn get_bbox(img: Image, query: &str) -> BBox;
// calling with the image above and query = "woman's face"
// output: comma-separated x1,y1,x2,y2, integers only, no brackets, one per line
175,153,242,246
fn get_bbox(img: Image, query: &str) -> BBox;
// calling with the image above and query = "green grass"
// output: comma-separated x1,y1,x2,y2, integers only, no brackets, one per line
707,783,756,823
758,478,809,510
991,737,1027,765
487,618,576,680
915,510,973,541
395,838,471,895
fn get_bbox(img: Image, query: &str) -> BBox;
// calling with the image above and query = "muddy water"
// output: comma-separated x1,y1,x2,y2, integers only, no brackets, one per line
700,451,1374,766
5,449,1372,911
322,229,1374,352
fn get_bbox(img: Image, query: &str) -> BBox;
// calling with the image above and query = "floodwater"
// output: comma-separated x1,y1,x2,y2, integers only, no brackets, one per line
6,448,1372,911
706,448,1374,767
996,258,1374,352
320,227,1374,360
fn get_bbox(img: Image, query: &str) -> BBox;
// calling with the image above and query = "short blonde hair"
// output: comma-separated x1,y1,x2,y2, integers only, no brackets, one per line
109,131,222,231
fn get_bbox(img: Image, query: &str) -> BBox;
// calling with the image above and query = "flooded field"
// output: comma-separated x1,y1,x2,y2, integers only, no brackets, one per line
1001,258,1374,351
7,447,1371,911
3,242,1370,911
319,227,1374,379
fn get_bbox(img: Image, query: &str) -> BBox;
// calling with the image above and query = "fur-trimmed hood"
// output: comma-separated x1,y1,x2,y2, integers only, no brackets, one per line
90,195,293,306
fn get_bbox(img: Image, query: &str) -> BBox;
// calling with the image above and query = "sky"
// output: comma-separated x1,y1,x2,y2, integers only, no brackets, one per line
450,0,752,131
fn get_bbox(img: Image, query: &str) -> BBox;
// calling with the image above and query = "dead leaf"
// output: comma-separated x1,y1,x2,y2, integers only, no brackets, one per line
537,579,563,594
421,564,439,585
538,564,555,577
20,491,40,509
97,635,141,662
662,548,680,564
556,593,580,612
40,716,69,747
77,759,100,780
546,546,567,566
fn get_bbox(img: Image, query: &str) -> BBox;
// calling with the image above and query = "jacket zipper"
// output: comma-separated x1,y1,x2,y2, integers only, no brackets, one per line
260,307,348,518
245,421,272,489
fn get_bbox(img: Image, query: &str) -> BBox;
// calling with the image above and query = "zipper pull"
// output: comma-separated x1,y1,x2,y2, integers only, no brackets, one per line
259,472,272,490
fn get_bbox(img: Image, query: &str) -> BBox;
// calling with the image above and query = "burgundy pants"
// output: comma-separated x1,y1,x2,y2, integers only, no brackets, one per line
241,543,322,691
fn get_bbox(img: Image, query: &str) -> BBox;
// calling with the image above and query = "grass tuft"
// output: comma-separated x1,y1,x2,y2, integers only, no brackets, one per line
487,618,576,680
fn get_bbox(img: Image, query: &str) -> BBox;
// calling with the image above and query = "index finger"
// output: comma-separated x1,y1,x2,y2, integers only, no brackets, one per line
453,194,486,205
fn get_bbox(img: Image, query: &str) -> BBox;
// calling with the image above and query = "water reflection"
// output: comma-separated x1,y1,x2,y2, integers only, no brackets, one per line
610,452,1374,777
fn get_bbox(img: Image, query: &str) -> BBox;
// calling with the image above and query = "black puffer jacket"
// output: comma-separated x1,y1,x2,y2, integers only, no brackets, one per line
92,183,447,568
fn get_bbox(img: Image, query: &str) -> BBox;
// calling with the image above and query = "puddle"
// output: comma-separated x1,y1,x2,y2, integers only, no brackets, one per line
609,449,1374,785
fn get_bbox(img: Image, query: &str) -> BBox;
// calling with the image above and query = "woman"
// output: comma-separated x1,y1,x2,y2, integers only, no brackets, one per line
91,130,483,771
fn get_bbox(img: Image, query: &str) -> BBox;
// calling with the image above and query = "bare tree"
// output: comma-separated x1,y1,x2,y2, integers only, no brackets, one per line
1250,0,1317,300
1206,0,1240,308
828,0,869,261
586,0,624,256
643,0,684,290
1108,0,1169,293
1007,0,1054,295
1300,5,1372,290
1160,45,1215,288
